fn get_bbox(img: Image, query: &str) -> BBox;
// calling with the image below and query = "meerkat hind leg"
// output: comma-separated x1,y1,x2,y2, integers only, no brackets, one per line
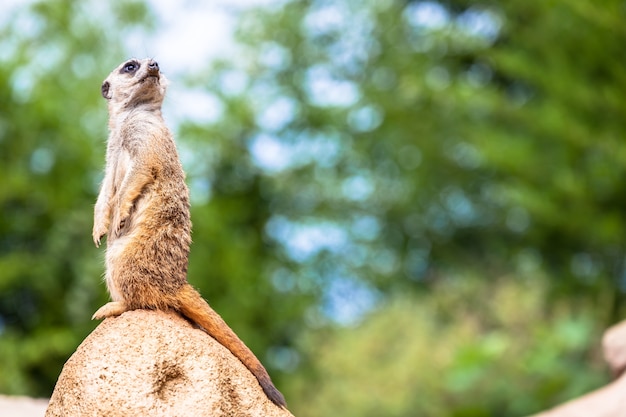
92,301,128,320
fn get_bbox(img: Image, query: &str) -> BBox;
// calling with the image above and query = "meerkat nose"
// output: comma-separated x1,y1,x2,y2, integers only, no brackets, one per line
148,61,159,75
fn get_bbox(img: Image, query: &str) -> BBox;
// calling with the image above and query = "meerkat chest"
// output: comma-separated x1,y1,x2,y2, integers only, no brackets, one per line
111,148,133,193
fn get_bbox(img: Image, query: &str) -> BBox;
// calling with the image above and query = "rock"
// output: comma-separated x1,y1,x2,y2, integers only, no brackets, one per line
45,309,293,417
0,395,48,417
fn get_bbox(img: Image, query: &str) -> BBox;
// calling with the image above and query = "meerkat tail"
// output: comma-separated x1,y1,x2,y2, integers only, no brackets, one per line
175,284,287,408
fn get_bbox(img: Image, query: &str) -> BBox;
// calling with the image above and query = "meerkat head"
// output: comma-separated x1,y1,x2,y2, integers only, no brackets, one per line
101,58,169,113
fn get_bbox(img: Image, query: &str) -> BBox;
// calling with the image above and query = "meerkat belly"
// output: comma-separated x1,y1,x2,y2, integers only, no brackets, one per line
105,223,188,310
131,184,189,234
105,183,190,304
104,235,130,302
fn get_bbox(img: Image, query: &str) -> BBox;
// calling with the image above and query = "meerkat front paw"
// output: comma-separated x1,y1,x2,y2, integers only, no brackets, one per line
92,301,127,320
93,198,111,247
92,222,108,247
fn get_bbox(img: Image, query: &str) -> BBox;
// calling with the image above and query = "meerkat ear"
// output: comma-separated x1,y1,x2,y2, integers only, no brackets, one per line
101,81,111,99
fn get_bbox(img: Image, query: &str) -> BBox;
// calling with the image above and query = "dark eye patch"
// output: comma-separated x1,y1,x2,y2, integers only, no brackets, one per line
120,60,140,74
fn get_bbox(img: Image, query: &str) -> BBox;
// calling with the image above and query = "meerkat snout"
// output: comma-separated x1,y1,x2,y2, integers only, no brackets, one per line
146,61,160,80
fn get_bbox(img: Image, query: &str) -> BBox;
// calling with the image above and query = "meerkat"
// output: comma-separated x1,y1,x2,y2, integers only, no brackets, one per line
92,58,286,408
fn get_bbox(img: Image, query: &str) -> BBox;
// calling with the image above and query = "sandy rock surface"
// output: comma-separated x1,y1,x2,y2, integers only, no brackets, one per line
45,309,292,417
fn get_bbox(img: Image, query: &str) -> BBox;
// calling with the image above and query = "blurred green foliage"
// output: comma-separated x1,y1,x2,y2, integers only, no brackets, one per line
287,275,606,416
0,0,624,415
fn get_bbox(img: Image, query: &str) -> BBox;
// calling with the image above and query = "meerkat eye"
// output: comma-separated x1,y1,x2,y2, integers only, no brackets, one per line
121,61,139,74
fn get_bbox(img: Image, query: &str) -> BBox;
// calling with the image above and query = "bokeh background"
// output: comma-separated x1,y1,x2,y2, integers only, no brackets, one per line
1,0,625,415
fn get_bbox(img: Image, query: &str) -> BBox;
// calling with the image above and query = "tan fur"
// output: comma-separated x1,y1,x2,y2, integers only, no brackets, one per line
92,58,286,408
